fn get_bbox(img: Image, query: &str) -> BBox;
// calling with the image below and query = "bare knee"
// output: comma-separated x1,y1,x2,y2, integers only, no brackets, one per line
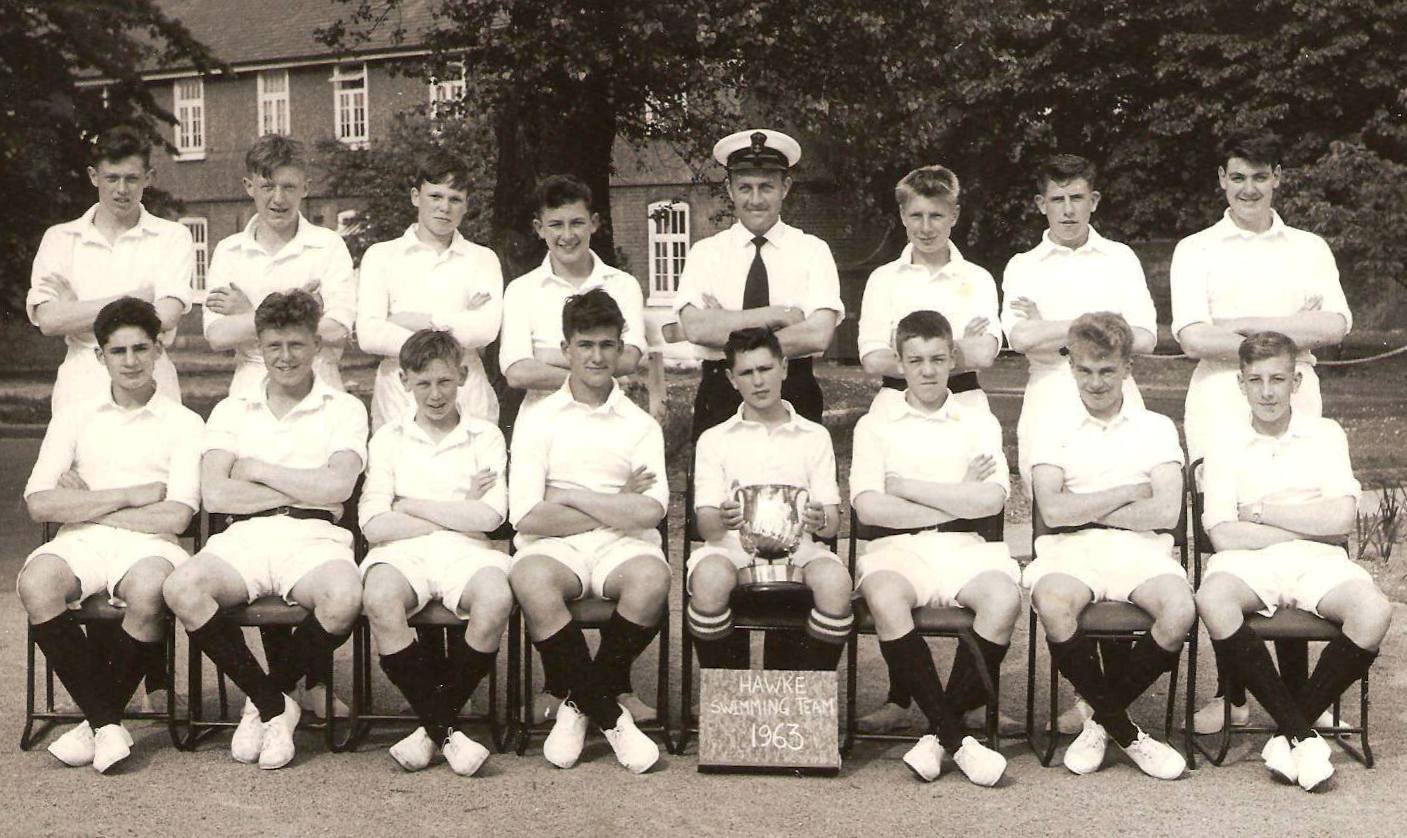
1031,579,1080,621
316,582,362,634
467,570,514,630
617,559,670,611
17,558,73,618
1345,589,1393,649
971,575,1023,627
806,560,853,614
161,563,210,617
510,558,569,614
689,558,736,612
361,578,409,628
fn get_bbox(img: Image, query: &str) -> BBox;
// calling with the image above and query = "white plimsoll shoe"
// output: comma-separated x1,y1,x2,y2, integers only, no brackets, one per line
604,707,659,774
389,727,436,772
443,731,490,777
48,721,95,767
533,692,562,725
92,724,133,774
231,699,264,764
1293,735,1333,791
542,701,588,769
617,692,657,725
1311,709,1340,730
1261,735,1297,784
1119,728,1186,780
902,734,945,782
1193,697,1251,734
1056,699,1093,735
257,695,300,770
1063,718,1108,775
297,683,351,719
953,736,1006,787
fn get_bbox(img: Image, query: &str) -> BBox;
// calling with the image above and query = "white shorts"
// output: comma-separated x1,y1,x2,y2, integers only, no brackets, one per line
857,531,1019,607
1023,529,1187,603
23,523,190,608
202,517,355,604
362,531,510,619
685,539,842,590
1204,540,1373,618
1184,358,1321,462
514,528,666,600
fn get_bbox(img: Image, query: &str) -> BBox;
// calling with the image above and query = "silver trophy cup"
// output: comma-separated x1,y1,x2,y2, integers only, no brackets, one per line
733,484,810,591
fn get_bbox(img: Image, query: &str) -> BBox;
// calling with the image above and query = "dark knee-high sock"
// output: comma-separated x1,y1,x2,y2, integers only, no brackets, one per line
380,640,451,742
761,629,809,670
594,612,659,699
1212,640,1245,704
270,615,351,695
1297,635,1377,723
534,623,618,728
260,626,299,692
191,615,285,721
1276,639,1310,696
1099,637,1132,687
689,605,743,670
107,628,164,717
803,608,854,671
947,634,1009,714
886,674,914,708
1047,634,1138,746
1107,634,1180,710
141,639,169,694
1211,624,1311,742
444,640,498,720
879,631,963,751
34,613,117,727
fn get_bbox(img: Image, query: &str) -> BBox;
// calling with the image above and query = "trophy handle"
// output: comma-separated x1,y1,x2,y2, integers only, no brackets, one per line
732,485,746,508
795,488,810,534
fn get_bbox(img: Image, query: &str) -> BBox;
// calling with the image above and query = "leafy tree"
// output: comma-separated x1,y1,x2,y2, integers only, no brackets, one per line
0,0,218,313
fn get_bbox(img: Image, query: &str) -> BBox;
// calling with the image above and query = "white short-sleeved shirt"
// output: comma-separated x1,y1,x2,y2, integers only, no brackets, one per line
1001,227,1156,374
695,401,841,507
856,242,1000,362
499,251,646,373
507,380,668,542
203,215,357,395
1201,414,1359,533
28,204,196,344
1170,210,1351,353
357,226,503,428
25,390,204,514
1030,405,1184,494
359,412,507,529
850,391,1009,507
203,375,369,518
674,220,843,361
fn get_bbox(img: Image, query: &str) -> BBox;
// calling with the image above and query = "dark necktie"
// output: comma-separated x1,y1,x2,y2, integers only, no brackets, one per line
742,235,770,309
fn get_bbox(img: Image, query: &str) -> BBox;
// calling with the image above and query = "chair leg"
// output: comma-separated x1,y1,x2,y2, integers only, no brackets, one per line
843,631,858,755
1360,672,1374,768
1163,654,1180,744
517,627,533,756
1024,608,1040,759
503,613,521,754
163,624,182,749
1184,630,1197,770
1044,641,1060,766
679,624,694,755
20,625,40,751
657,608,674,755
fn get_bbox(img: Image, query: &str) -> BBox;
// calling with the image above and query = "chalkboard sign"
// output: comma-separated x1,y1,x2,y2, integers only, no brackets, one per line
697,668,841,774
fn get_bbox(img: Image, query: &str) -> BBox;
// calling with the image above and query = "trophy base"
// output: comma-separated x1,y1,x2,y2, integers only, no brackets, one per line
736,561,807,593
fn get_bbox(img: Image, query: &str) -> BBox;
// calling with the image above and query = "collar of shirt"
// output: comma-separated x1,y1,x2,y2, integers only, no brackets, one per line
226,214,327,259
532,249,623,289
242,373,340,418
543,377,628,417
1212,209,1287,242
727,219,793,250
68,203,165,247
396,224,473,260
94,386,169,421
392,411,481,450
1078,401,1144,432
1032,226,1112,260
716,400,807,435
881,390,963,423
893,241,969,280
1246,411,1316,448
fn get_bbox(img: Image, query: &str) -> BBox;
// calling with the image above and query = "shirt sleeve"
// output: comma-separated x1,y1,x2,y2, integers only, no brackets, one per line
328,394,370,469
998,255,1030,344
970,267,1003,343
692,428,728,510
1200,443,1240,533
632,418,670,513
847,414,885,503
318,236,358,332
497,278,534,374
475,425,510,522
973,412,1012,498
611,275,648,354
357,427,396,526
1027,424,1064,470
354,243,414,358
1169,235,1212,338
801,238,844,319
507,412,550,527
1303,234,1352,333
1315,420,1360,503
201,396,241,455
201,240,236,339
154,224,196,314
163,411,205,512
673,237,714,315
855,266,892,360
1149,416,1187,468
805,427,842,507
432,250,504,350
1117,248,1158,338
27,226,72,325
23,411,80,497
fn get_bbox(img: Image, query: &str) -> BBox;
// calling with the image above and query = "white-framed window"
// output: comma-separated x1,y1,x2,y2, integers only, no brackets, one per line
332,63,369,146
181,217,208,298
647,200,689,304
257,69,290,136
337,209,361,238
173,77,205,159
428,63,465,120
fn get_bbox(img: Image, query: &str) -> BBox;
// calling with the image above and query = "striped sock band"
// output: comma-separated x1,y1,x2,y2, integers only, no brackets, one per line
687,605,734,640
806,608,854,645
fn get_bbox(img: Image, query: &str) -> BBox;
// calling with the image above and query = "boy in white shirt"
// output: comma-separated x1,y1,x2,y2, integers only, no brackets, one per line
164,290,367,771
20,297,203,773
359,329,512,776
357,150,503,431
508,289,669,774
1196,331,1391,791
687,327,853,672
1025,312,1193,780
850,310,1017,786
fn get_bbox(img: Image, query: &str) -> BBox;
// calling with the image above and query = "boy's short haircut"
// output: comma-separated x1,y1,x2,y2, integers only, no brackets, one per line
893,309,954,355
724,327,784,369
95,297,162,347
92,126,152,168
1238,331,1299,369
414,148,472,193
561,287,624,341
1220,133,1281,170
1067,311,1134,363
533,174,593,216
245,134,307,179
894,165,960,209
254,289,322,336
1036,153,1098,193
400,328,464,372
